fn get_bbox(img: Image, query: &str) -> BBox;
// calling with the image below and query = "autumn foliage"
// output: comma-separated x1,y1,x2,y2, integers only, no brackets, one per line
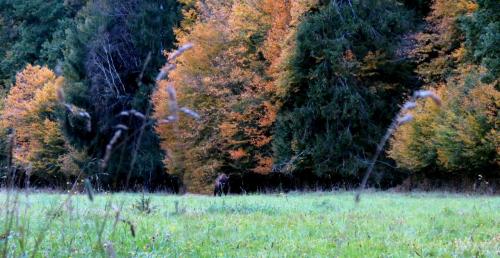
1,65,69,185
0,0,498,192
389,0,499,177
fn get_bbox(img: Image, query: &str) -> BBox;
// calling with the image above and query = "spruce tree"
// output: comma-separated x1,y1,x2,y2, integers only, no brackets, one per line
273,0,415,181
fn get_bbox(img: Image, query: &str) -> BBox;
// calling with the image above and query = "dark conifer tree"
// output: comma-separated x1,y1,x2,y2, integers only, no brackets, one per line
273,0,416,183
61,0,181,190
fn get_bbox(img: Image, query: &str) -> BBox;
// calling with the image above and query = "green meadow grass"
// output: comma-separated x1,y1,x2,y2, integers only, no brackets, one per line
1,191,499,257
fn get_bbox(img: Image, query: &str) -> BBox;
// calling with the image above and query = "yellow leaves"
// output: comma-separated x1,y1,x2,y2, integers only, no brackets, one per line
3,65,56,125
29,77,64,117
360,50,385,77
431,0,474,20
459,1,478,13
1,65,66,170
229,0,271,40
451,44,466,62
261,0,292,62
219,122,238,138
173,21,228,78
290,0,318,24
390,66,499,172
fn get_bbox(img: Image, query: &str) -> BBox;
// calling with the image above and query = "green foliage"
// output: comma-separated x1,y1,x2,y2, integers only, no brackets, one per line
0,0,83,87
273,0,415,178
389,0,499,177
460,0,500,84
1,192,499,256
389,69,499,174
133,193,156,214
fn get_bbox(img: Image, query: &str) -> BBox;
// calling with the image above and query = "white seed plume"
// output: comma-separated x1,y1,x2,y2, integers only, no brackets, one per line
156,43,193,81
118,110,145,120
156,64,177,81
167,84,179,121
102,130,123,169
402,101,417,111
414,90,441,106
180,107,201,120
64,103,73,112
79,111,90,118
118,111,130,116
356,89,442,202
168,43,194,62
397,114,414,126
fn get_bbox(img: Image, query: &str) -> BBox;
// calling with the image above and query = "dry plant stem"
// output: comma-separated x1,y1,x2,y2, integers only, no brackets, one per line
125,103,151,188
104,241,117,258
355,117,399,203
125,44,193,189
355,90,440,203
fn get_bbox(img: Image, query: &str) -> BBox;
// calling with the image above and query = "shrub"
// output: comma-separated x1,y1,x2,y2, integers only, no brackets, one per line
389,68,499,175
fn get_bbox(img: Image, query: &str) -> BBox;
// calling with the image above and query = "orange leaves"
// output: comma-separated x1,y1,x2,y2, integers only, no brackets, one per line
229,148,247,160
151,0,309,190
3,65,56,125
1,65,66,170
259,101,277,127
253,155,273,174
262,0,292,62
252,135,272,148
219,122,238,138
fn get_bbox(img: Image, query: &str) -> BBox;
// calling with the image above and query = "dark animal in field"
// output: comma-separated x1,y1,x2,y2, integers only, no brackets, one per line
214,173,229,196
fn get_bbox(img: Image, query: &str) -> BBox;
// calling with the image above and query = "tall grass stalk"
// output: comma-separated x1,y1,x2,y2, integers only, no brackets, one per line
1,43,194,257
355,90,441,202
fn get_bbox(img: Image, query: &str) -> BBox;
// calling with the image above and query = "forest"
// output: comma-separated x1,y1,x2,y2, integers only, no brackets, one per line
0,0,498,194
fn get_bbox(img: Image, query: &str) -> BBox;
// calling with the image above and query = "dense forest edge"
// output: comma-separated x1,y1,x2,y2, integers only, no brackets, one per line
0,0,498,194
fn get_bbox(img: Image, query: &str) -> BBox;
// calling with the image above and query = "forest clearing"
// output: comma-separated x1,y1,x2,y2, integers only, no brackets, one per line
0,0,498,256
1,191,499,257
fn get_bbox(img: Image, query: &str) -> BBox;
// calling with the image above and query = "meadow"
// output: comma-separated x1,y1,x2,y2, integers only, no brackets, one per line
1,191,499,257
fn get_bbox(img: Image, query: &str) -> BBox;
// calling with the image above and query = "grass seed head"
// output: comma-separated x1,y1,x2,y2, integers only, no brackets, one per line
168,43,194,62
179,107,201,120
414,90,442,106
102,130,123,169
402,101,417,111
397,114,414,126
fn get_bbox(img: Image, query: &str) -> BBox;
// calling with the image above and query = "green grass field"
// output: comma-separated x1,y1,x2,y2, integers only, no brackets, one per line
1,191,499,257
